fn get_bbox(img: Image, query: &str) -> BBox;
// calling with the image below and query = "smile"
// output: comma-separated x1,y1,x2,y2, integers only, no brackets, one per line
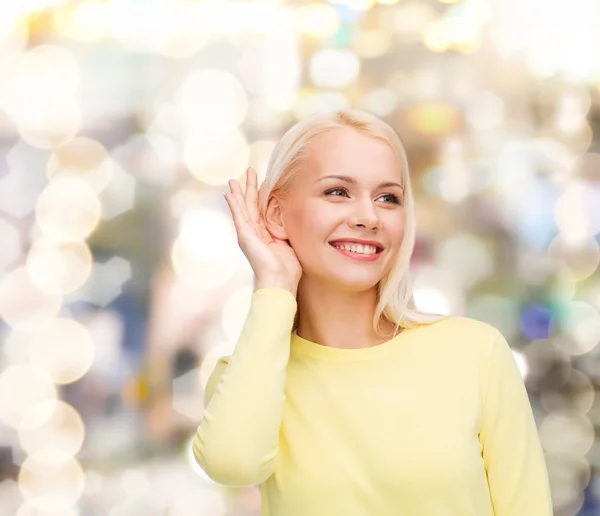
329,242,383,261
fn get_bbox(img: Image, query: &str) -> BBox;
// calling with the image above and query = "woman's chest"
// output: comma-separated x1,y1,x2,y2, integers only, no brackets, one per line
276,357,486,495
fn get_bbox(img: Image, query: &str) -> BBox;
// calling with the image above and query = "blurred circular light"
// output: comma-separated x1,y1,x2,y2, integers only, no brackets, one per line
46,137,113,194
309,49,360,88
178,209,235,262
293,90,350,119
54,0,111,43
0,267,62,330
17,98,82,150
28,318,95,384
35,176,102,242
360,88,398,117
171,236,237,290
547,234,599,282
176,69,248,133
551,301,600,356
18,453,85,512
539,412,595,457
299,3,340,38
540,369,595,416
352,29,392,59
407,103,458,135
26,238,93,295
183,128,249,187
249,140,277,181
0,217,22,271
0,364,57,429
18,400,85,457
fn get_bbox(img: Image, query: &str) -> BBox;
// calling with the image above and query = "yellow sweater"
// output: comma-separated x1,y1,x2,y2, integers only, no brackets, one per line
193,287,553,515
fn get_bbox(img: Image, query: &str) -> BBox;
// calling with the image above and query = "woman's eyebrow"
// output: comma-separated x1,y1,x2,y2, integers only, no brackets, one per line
315,174,403,190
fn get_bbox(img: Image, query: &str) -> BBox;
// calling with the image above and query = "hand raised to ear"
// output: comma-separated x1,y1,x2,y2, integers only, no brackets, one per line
224,167,302,295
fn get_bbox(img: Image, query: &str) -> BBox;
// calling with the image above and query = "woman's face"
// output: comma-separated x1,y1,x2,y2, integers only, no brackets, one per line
275,126,406,292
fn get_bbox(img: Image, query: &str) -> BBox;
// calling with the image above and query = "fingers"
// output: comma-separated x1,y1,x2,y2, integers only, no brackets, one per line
228,177,249,221
245,167,259,223
224,188,249,237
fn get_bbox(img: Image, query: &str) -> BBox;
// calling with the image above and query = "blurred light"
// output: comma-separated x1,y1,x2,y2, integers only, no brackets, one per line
249,140,277,181
69,256,131,307
178,209,235,262
0,217,22,272
26,238,93,295
0,267,62,330
293,89,350,119
540,369,595,416
352,29,392,59
406,103,458,135
539,412,595,457
171,237,237,290
438,137,470,202
412,265,462,315
246,97,286,132
120,469,151,497
18,400,85,457
299,3,340,38
18,453,85,512
183,129,249,186
54,0,111,43
98,162,136,221
520,304,552,341
176,69,248,134
0,16,29,62
467,294,520,342
465,91,504,131
346,0,376,11
547,234,599,282
554,90,591,136
512,349,528,380
0,364,57,429
35,176,102,242
27,318,95,384
434,233,494,290
16,503,79,516
17,97,82,150
389,3,436,44
46,137,113,194
359,88,398,117
551,301,600,356
221,286,254,342
309,49,360,88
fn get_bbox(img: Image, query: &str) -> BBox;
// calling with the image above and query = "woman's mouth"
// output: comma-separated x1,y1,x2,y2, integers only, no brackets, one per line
328,242,384,261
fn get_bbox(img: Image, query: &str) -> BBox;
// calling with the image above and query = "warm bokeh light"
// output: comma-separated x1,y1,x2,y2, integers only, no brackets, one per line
0,364,58,429
35,176,102,242
0,267,62,330
27,318,95,385
46,137,113,194
26,238,93,295
18,453,85,512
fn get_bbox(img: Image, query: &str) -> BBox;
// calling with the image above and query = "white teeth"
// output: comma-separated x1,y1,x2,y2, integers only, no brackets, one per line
332,243,378,255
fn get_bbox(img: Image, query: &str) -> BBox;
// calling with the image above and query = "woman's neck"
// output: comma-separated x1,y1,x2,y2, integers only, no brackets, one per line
295,277,397,349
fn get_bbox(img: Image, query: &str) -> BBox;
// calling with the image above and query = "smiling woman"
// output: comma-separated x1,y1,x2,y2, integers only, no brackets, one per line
193,108,554,516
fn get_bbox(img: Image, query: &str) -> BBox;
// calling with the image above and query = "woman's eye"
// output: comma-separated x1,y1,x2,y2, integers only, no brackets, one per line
324,188,401,205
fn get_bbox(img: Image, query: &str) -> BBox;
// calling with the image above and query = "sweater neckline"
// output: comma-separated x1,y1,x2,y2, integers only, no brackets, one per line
290,325,419,363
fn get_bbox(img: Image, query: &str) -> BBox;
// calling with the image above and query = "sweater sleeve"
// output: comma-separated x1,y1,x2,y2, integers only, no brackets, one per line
479,328,553,515
192,287,298,487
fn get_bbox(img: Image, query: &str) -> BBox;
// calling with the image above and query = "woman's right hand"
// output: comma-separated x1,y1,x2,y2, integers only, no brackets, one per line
224,167,302,295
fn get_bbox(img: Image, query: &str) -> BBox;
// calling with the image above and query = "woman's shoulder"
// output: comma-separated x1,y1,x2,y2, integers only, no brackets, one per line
416,315,505,353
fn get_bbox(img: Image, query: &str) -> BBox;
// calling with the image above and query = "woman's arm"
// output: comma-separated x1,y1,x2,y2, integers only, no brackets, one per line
479,328,554,515
192,286,297,487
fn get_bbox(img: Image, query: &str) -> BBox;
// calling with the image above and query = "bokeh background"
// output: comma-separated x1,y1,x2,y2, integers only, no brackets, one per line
0,0,599,514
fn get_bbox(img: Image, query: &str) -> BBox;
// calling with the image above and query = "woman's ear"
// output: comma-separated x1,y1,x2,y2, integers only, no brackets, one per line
263,194,288,241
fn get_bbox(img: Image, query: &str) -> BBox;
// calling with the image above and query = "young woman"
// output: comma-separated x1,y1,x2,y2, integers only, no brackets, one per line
193,109,553,515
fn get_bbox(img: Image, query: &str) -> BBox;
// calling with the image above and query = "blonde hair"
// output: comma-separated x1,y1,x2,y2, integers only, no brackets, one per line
257,108,449,338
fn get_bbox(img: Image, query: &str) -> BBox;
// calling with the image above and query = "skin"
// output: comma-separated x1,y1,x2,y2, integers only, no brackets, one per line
264,126,406,349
